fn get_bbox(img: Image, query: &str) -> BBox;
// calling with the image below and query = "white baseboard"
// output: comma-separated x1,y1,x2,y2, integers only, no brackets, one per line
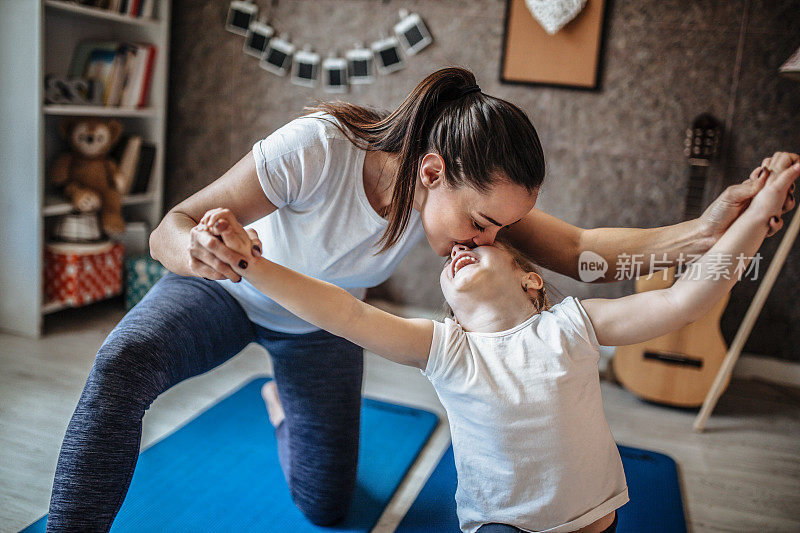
734,353,800,388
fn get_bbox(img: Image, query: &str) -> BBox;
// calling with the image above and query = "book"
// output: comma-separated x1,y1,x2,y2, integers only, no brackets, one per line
130,144,156,194
66,41,156,108
120,43,147,108
117,135,143,195
140,0,154,18
68,40,118,79
137,45,157,108
110,133,131,165
105,43,134,106
84,48,118,105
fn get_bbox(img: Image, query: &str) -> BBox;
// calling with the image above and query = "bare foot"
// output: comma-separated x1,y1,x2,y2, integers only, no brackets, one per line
261,381,285,427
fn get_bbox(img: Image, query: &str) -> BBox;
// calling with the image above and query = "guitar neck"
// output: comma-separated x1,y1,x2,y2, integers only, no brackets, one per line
683,160,709,221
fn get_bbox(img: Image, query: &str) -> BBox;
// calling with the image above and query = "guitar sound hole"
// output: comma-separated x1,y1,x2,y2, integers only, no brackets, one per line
643,351,703,368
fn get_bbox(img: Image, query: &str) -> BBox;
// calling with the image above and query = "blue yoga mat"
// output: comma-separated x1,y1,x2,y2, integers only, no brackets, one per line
397,444,687,532
24,377,438,532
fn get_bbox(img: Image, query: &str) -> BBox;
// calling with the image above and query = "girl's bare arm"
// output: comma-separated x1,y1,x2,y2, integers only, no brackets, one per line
581,162,799,346
502,152,798,282
203,211,433,369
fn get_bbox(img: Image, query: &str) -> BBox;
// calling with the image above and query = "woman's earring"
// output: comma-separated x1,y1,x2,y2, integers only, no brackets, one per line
522,285,528,293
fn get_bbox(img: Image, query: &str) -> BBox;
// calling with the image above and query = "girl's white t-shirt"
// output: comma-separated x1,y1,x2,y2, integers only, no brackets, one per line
423,296,629,533
219,112,425,333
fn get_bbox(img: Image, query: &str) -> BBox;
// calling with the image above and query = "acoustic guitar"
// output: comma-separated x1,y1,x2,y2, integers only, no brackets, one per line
613,114,727,407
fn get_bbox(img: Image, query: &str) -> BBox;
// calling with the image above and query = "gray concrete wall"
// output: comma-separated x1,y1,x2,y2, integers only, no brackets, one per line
166,0,800,360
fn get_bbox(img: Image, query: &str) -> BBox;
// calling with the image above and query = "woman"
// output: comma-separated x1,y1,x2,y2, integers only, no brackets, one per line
45,67,796,531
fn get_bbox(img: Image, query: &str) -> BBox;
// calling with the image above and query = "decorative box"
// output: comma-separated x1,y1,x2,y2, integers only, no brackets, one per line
44,241,124,308
124,254,169,310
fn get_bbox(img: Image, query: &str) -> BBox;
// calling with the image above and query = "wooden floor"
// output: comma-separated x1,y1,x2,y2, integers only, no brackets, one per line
1,299,799,532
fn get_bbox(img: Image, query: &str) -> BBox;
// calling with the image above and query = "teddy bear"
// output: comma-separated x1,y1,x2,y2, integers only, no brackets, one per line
50,117,127,236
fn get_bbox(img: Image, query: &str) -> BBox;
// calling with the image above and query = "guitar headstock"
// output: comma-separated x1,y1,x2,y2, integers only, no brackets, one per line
684,113,722,162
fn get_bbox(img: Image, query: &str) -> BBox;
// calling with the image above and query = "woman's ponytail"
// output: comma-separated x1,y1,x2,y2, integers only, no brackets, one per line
307,67,545,253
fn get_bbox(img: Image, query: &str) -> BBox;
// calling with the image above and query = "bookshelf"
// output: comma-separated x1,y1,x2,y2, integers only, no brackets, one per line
0,0,171,337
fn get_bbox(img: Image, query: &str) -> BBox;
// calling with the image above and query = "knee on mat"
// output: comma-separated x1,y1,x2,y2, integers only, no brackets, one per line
299,505,347,527
293,494,350,526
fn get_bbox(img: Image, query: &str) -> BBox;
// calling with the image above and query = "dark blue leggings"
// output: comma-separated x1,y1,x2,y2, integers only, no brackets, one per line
45,273,363,532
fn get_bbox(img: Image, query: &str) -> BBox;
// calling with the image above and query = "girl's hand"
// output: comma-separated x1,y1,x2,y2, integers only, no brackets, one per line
203,209,256,258
699,151,798,239
748,161,800,227
187,208,262,282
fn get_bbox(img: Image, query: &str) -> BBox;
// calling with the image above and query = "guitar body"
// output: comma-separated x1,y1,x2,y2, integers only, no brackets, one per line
613,270,731,407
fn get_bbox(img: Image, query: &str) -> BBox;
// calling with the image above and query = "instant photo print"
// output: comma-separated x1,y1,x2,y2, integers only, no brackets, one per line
322,56,348,93
226,1,258,37
371,36,405,75
291,48,320,87
345,45,375,84
260,36,295,76
244,20,274,58
393,10,433,56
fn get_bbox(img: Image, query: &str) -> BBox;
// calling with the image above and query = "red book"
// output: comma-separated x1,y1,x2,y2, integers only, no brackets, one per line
128,0,141,16
137,45,157,108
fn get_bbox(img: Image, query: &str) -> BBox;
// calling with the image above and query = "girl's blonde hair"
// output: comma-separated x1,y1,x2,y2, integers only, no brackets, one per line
441,238,553,319
503,241,552,313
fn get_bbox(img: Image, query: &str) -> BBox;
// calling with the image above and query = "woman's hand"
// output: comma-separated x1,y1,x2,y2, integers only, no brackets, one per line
699,151,798,240
747,160,800,226
187,208,262,282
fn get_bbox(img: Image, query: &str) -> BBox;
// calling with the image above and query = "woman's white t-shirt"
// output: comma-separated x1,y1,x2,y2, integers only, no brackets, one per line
219,112,425,333
423,297,629,533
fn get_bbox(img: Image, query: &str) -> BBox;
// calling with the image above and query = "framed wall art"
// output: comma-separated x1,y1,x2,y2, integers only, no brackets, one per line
500,0,609,90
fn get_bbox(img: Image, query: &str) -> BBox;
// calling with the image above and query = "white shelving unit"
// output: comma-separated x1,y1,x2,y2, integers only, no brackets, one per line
0,0,171,337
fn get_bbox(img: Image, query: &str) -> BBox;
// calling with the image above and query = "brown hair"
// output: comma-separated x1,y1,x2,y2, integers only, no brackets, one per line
305,67,546,252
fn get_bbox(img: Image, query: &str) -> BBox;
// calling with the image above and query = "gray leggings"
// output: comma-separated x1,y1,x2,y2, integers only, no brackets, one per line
45,273,363,532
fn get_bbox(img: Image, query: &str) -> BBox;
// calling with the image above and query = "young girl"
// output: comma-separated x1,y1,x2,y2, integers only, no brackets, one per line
200,158,799,532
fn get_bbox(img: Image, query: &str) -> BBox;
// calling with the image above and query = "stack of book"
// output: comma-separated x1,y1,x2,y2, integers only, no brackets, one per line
68,0,157,19
69,41,157,108
112,135,157,195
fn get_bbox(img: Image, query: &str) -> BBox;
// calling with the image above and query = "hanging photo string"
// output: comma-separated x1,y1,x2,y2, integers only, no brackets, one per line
291,46,320,88
225,1,433,93
346,43,376,85
322,53,349,93
393,9,433,56
243,19,274,58
261,34,295,76
371,34,405,75
226,1,258,36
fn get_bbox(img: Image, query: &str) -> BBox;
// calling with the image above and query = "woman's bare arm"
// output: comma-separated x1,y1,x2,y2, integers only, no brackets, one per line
581,161,799,346
502,152,798,282
501,208,712,282
149,151,275,280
